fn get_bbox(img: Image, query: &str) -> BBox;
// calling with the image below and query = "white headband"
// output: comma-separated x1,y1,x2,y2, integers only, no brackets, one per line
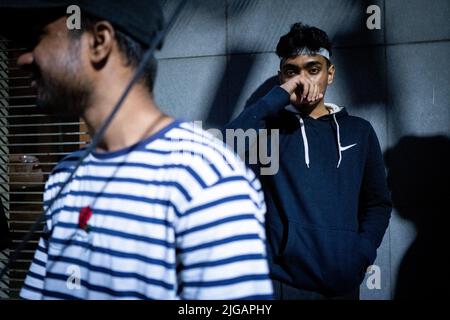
287,47,331,61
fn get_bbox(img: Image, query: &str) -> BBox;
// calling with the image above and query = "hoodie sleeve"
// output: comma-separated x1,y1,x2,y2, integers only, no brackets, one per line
358,125,392,252
222,86,290,133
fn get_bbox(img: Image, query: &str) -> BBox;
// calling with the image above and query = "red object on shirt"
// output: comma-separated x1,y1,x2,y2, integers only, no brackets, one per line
78,206,93,231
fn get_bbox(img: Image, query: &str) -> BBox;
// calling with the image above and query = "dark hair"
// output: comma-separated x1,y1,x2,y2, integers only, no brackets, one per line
276,23,332,66
71,13,157,92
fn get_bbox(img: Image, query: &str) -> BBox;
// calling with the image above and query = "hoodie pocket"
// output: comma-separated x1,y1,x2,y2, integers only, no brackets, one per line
277,220,374,295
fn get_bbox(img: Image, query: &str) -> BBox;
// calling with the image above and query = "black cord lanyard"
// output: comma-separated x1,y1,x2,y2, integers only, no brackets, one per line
0,0,187,281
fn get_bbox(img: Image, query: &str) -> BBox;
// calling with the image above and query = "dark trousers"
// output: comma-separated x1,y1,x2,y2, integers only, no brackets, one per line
272,279,360,300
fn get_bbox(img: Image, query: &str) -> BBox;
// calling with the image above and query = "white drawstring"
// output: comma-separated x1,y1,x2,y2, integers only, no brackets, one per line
295,115,310,168
333,114,343,168
285,104,344,169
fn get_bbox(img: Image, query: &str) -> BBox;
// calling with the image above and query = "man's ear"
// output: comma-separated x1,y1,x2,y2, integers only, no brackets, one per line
327,64,335,85
87,21,115,68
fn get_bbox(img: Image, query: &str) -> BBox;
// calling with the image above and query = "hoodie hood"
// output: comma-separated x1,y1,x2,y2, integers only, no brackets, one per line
285,103,347,119
284,103,349,168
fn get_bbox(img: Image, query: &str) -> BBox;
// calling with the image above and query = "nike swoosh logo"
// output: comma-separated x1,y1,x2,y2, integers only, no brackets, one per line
340,143,357,151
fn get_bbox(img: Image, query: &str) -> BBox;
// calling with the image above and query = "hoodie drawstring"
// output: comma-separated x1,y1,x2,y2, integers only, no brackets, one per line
296,116,310,168
287,104,344,169
333,114,343,168
293,113,343,169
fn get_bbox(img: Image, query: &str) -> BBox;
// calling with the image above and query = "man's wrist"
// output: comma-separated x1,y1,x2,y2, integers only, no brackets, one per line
260,86,291,114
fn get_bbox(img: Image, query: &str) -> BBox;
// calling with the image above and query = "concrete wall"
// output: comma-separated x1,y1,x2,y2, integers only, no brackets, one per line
154,0,450,299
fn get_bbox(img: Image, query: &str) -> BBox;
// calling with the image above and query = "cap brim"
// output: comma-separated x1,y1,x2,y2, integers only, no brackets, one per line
0,0,70,9
0,1,69,42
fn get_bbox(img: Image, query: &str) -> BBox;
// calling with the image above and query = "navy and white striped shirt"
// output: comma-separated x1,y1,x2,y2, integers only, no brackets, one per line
20,120,273,300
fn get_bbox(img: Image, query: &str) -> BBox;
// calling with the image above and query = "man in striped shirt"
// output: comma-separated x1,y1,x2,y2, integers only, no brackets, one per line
2,1,273,299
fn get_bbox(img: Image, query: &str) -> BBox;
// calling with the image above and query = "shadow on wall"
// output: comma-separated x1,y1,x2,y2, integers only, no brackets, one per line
385,136,450,299
205,53,258,128
244,76,279,109
205,0,385,128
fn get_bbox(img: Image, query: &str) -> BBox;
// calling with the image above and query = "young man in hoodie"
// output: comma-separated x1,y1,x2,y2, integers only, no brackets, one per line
223,23,392,300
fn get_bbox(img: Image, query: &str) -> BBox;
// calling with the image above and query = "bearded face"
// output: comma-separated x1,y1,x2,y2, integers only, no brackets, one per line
19,17,93,117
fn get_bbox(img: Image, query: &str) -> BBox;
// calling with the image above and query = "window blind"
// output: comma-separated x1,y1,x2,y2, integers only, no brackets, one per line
0,38,89,299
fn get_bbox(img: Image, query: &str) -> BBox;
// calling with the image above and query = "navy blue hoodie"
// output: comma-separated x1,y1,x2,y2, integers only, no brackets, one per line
223,86,392,295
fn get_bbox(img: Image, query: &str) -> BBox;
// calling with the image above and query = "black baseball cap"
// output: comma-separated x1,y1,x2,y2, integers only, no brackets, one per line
0,0,165,48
